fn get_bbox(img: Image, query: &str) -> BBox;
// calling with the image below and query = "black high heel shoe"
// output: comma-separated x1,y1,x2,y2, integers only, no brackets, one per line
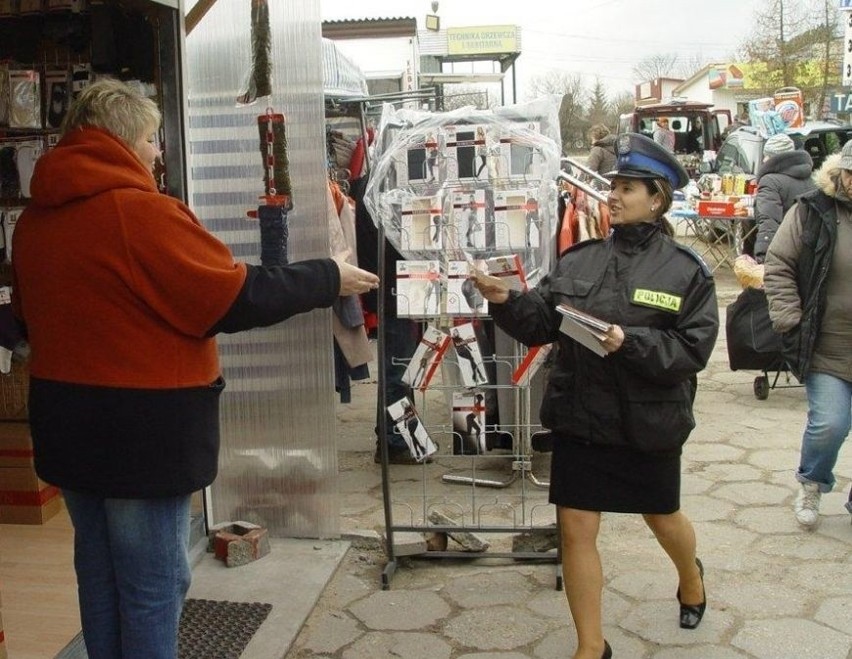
602,639,612,658
676,557,706,629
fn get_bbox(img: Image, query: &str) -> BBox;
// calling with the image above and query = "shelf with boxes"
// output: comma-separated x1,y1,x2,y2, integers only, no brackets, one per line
0,420,62,525
0,0,187,208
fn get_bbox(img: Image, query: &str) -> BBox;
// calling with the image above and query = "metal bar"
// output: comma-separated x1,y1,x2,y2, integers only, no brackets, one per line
441,473,518,488
557,170,608,204
561,156,610,187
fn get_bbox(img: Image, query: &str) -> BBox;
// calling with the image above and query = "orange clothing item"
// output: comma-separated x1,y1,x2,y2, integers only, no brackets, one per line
13,126,247,388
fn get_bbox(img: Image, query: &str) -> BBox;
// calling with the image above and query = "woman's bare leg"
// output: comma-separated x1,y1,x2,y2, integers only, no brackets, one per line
558,506,607,659
643,511,703,604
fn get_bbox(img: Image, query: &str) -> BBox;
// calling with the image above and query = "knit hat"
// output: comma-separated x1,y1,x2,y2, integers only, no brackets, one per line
839,139,852,170
763,133,795,157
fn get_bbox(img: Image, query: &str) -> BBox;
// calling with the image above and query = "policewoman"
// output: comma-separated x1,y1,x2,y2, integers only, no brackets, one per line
471,133,719,659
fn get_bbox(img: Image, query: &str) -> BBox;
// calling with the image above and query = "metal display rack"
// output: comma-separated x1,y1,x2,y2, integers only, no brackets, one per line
364,100,566,589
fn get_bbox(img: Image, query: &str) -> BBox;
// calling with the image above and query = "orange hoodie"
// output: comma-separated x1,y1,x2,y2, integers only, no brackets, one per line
12,126,247,388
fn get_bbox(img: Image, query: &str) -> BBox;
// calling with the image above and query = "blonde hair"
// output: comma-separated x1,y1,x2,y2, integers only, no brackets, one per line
588,123,610,142
61,78,161,147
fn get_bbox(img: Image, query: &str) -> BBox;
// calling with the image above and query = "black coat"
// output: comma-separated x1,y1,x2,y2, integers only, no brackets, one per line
754,150,816,261
490,223,719,452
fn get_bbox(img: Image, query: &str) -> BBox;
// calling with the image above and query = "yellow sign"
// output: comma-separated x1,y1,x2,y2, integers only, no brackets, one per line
632,289,682,313
447,25,519,56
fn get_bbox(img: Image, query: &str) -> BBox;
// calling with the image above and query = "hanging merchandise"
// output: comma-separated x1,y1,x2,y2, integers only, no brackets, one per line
237,0,292,267
236,0,272,106
250,109,292,266
364,97,565,584
363,96,563,309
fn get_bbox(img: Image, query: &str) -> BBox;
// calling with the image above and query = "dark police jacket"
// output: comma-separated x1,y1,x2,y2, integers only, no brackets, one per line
490,223,719,453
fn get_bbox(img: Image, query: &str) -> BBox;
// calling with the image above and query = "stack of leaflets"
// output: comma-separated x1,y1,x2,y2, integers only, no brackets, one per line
401,325,451,391
556,304,612,357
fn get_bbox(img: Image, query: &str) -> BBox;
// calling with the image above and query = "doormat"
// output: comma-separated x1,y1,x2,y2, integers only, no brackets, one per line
178,598,273,659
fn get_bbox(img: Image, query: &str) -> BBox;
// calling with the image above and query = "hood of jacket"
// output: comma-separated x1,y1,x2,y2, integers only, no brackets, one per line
28,126,157,208
812,153,844,198
757,149,813,180
593,134,617,150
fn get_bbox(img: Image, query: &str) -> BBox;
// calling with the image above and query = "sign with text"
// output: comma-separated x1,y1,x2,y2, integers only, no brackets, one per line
831,90,852,112
447,25,520,56
844,10,852,86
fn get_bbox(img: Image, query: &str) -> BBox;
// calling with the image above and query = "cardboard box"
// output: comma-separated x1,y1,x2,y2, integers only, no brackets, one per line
0,359,29,421
773,87,804,129
697,200,736,217
0,465,62,525
0,421,33,467
0,607,6,659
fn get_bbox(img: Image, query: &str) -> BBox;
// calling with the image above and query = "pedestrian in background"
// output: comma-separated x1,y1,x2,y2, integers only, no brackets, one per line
764,142,852,529
586,124,616,176
652,117,675,152
471,133,718,659
11,78,379,659
753,133,816,263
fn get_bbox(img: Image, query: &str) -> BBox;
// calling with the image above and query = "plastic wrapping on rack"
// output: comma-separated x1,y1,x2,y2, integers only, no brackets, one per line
363,97,563,283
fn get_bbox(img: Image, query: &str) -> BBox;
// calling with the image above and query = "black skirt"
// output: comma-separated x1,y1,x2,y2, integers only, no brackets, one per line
548,436,681,514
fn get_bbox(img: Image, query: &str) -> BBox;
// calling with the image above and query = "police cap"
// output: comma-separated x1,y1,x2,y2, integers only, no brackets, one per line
605,132,689,190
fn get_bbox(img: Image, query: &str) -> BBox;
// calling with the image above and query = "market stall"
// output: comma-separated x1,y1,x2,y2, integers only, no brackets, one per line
671,172,756,272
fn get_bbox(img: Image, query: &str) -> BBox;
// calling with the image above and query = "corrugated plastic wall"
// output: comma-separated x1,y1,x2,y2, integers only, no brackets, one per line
185,0,339,538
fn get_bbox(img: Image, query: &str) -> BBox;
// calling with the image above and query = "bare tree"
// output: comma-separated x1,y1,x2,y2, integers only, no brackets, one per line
676,54,707,81
739,0,809,89
607,91,637,130
526,71,587,154
632,53,681,82
439,84,495,111
739,0,840,116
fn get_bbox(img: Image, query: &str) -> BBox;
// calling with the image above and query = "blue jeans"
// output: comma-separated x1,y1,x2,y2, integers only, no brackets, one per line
62,490,192,659
796,372,851,493
377,315,418,450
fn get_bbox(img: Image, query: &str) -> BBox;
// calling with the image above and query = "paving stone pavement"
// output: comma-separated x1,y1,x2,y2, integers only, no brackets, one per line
287,268,852,659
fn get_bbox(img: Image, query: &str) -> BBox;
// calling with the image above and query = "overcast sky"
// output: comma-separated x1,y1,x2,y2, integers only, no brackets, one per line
320,0,768,97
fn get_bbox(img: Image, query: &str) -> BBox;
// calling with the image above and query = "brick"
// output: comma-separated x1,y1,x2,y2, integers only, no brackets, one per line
389,531,427,556
211,523,270,567
427,510,490,552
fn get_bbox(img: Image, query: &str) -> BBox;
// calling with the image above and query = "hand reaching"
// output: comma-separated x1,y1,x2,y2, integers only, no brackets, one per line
333,253,379,296
469,269,510,304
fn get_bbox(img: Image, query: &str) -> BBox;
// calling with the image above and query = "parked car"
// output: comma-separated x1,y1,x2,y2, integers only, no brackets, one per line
714,121,852,176
619,100,732,180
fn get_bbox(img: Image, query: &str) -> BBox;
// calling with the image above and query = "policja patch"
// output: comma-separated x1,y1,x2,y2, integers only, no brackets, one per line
632,288,682,313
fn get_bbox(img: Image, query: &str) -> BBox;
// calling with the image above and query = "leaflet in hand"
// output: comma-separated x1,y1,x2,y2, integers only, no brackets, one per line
401,325,451,391
556,304,611,357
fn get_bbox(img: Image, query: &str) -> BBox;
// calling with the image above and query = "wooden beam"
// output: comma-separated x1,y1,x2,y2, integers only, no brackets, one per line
185,0,218,35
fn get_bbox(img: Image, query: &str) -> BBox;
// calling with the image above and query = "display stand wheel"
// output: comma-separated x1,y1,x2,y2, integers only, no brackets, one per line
753,375,770,400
